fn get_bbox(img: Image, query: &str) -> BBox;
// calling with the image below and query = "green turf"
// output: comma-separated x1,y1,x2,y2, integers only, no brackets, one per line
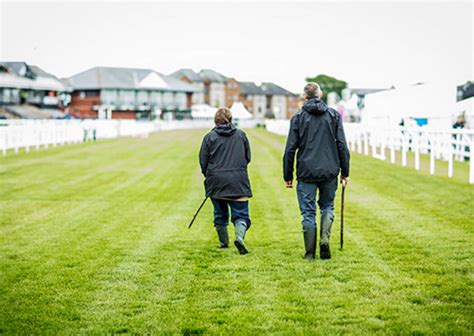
1,128,473,334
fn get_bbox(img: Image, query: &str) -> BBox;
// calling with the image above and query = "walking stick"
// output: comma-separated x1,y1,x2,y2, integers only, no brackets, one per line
188,197,208,229
340,184,346,249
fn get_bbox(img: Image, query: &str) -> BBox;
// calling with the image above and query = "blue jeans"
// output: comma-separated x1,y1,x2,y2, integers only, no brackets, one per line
210,198,251,229
296,179,337,230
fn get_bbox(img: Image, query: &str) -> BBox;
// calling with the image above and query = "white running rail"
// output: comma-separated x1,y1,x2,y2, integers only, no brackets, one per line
265,119,474,184
0,119,258,156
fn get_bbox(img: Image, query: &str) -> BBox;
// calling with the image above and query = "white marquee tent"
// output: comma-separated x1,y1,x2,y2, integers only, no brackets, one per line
363,82,458,129
191,104,217,119
230,102,253,119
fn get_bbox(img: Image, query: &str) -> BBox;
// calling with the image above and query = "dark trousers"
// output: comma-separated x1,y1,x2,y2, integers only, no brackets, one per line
296,178,337,230
210,198,251,229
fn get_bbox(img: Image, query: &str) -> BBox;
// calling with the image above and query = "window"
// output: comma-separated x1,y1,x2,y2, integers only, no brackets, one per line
163,92,174,108
118,90,135,107
150,91,163,108
175,93,187,109
101,90,118,105
137,91,149,106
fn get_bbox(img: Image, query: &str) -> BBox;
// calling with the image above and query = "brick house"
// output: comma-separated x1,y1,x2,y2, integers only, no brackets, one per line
170,68,299,119
168,68,205,105
260,82,300,119
65,66,196,119
170,68,232,108
238,82,266,120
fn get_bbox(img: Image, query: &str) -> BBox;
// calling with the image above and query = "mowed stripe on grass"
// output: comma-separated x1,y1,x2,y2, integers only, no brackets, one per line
0,128,472,334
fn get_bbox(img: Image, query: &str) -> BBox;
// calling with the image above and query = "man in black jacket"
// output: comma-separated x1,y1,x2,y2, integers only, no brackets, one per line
199,107,252,255
283,83,350,260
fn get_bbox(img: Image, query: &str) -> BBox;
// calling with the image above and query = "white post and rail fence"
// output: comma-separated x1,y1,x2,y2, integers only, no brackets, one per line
266,119,474,184
1,119,472,184
0,119,257,155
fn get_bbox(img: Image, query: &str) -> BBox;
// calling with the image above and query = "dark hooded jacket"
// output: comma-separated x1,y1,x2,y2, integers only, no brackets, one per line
199,123,252,198
283,98,350,182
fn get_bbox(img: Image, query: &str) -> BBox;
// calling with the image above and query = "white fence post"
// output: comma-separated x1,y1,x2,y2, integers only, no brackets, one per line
414,132,420,170
430,135,435,175
470,147,474,184
390,129,395,164
402,132,407,167
364,132,369,155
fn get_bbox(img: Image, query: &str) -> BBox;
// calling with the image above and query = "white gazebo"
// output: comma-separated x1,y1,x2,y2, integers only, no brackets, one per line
230,102,253,120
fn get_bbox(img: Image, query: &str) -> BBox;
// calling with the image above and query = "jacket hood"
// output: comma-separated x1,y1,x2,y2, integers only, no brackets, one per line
302,97,329,115
214,123,237,136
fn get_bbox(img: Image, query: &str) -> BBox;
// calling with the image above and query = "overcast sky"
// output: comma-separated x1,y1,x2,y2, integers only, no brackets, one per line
0,1,472,93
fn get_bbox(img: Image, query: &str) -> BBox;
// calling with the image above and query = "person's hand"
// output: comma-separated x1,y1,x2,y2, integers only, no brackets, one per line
340,176,349,187
285,180,293,188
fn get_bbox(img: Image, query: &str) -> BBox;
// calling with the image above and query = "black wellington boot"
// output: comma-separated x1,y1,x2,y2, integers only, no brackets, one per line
303,226,316,259
215,225,229,248
319,211,334,259
234,220,249,255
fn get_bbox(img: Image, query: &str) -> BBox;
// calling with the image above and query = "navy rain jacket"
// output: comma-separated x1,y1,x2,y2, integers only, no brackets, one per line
283,98,350,182
199,123,252,198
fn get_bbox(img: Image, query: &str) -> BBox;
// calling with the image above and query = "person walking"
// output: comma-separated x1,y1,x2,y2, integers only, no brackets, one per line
199,107,252,255
283,83,350,260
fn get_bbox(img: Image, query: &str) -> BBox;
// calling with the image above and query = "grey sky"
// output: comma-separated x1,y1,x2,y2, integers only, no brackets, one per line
1,1,472,93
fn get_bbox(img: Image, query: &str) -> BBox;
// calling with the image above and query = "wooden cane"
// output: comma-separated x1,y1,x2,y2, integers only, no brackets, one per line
188,197,208,229
340,185,345,249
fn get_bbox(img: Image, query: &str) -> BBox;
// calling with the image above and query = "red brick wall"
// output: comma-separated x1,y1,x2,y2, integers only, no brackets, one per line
112,111,136,119
186,93,193,108
239,94,254,113
225,78,240,108
69,91,100,118
287,95,302,119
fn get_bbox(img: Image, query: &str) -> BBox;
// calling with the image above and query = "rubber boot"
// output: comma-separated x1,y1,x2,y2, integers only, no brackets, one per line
303,226,316,259
215,225,229,248
319,211,334,259
234,220,249,255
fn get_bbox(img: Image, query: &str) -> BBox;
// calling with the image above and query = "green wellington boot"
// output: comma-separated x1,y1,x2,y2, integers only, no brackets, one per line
303,226,316,259
215,225,229,248
234,220,249,255
319,211,334,259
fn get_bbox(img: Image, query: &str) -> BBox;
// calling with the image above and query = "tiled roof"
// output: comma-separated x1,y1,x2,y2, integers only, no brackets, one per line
239,82,265,95
169,68,202,82
260,82,296,96
66,66,196,92
198,69,228,83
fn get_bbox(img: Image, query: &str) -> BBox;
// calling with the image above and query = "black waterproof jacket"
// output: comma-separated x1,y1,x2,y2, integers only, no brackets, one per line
283,98,350,182
199,123,252,198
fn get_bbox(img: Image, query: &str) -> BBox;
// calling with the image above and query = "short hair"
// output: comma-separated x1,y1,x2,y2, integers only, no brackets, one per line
304,82,321,99
214,107,232,125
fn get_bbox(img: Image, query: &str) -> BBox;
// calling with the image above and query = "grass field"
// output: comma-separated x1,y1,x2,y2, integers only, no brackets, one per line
1,128,473,335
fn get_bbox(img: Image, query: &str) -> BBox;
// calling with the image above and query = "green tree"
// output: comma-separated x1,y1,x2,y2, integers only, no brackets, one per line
305,74,347,103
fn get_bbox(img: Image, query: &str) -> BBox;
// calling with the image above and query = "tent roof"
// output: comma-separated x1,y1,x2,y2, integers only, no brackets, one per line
230,101,253,119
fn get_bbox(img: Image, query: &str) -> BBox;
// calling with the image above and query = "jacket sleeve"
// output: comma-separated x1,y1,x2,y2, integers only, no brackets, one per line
199,135,209,176
243,132,251,164
283,115,299,181
335,115,350,177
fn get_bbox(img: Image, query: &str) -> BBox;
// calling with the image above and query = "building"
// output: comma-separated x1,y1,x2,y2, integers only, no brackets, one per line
0,62,69,118
260,82,299,119
238,82,266,119
65,66,196,119
169,68,205,105
171,68,299,119
170,68,231,108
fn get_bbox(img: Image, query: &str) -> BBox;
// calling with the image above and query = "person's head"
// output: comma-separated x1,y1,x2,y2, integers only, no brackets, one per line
304,82,323,100
214,107,232,125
